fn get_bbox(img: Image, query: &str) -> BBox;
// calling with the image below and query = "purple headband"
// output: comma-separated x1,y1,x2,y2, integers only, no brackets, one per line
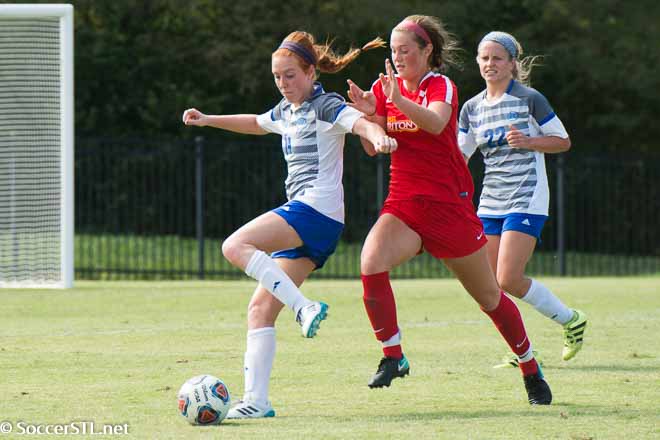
278,41,316,66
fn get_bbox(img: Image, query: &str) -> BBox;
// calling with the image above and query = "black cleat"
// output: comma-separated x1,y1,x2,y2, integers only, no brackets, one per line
524,370,552,405
368,355,410,388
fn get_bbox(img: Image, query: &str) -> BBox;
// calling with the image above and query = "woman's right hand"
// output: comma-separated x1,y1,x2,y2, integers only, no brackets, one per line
374,135,398,154
346,80,377,116
182,108,208,126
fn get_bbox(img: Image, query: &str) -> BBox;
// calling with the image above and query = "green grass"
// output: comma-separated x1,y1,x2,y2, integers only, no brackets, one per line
74,234,660,279
1,278,658,439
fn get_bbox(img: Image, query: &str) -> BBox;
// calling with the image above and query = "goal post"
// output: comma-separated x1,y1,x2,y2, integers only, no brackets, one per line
0,4,74,288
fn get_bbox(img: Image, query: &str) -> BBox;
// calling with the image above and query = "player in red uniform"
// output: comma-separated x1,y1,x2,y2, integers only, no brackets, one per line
347,15,552,404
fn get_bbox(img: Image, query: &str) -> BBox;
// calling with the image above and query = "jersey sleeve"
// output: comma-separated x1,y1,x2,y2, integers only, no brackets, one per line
256,101,285,135
316,94,362,134
332,105,363,133
458,103,478,158
529,90,568,138
370,79,387,116
425,76,454,105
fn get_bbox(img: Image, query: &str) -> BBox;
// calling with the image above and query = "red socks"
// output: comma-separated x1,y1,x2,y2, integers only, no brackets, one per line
362,277,538,374
483,291,538,376
362,272,402,359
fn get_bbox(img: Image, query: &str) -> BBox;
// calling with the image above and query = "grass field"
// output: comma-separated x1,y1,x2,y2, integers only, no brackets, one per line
1,278,658,439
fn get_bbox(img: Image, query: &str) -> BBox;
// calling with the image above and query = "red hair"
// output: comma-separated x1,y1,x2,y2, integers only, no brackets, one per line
273,31,386,74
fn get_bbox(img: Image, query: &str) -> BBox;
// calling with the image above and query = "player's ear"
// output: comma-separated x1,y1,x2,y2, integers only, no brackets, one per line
422,43,433,65
423,43,433,57
306,64,316,79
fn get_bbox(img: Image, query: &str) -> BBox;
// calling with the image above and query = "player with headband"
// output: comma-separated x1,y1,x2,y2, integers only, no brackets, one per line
183,30,397,418
459,31,587,369
347,16,552,404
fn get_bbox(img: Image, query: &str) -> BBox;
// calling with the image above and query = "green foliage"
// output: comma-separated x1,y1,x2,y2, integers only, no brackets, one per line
8,0,655,151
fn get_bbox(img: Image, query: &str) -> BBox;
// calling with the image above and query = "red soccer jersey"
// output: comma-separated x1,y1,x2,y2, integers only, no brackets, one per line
372,72,473,204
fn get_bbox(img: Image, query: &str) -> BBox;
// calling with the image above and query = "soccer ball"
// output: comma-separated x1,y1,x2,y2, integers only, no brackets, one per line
177,374,231,425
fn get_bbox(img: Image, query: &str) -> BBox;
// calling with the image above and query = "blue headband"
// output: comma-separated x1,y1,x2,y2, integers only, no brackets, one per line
479,31,518,58
278,41,316,66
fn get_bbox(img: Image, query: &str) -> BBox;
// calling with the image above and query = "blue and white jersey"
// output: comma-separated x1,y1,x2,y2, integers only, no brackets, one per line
256,82,362,223
459,80,568,216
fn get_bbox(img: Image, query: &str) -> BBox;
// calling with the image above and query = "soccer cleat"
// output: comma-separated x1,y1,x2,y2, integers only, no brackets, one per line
523,366,552,405
368,355,410,388
226,400,275,419
295,301,329,338
562,309,587,361
494,350,544,369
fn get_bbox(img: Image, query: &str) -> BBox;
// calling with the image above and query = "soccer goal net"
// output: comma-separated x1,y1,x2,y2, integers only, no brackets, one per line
0,4,73,288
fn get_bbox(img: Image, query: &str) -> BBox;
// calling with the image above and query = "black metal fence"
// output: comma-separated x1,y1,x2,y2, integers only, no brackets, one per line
75,136,660,279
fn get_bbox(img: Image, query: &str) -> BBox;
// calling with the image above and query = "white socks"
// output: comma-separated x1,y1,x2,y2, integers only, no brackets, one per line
243,327,276,405
245,250,310,314
521,279,573,325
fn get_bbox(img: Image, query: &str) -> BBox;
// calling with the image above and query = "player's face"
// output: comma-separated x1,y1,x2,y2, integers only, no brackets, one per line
272,55,315,106
390,30,432,80
477,41,514,84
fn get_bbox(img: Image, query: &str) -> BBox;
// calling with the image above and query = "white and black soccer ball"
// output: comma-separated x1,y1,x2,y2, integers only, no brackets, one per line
177,374,231,425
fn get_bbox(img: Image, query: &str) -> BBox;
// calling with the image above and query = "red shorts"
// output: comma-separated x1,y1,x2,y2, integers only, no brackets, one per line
380,197,487,259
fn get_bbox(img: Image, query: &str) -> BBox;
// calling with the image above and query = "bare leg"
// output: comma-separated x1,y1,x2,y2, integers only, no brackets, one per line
485,234,501,275
443,245,500,310
221,211,314,315
222,212,302,271
495,230,536,298
361,214,422,275
498,230,575,326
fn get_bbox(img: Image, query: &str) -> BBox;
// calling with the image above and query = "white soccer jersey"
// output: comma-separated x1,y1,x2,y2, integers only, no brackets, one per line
256,82,362,223
459,80,568,216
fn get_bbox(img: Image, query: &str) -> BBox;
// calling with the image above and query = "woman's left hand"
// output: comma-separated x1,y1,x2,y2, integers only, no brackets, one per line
506,125,531,149
379,59,401,105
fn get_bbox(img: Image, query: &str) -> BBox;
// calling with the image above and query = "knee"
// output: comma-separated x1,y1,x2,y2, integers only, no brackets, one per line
497,272,523,297
221,236,242,266
478,287,503,311
360,247,385,275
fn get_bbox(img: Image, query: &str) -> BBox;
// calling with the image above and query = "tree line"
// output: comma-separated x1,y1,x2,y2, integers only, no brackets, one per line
10,0,657,152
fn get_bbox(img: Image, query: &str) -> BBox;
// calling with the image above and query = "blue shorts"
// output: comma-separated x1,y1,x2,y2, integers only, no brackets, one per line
271,200,344,269
480,213,548,240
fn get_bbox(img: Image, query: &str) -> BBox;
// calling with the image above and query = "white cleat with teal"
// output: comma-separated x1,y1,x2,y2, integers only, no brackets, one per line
296,301,329,338
226,400,275,419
